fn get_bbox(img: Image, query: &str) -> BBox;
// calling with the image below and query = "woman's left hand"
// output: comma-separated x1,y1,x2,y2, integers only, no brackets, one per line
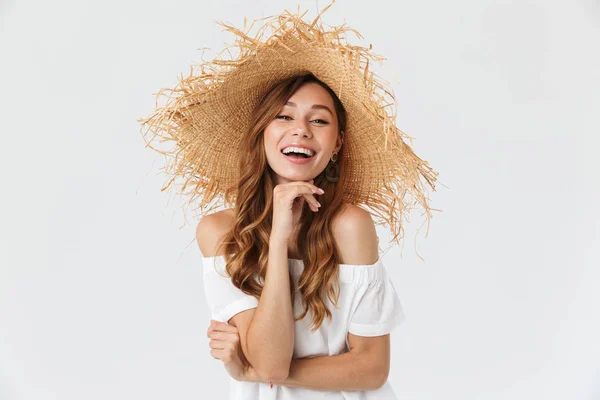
207,319,259,382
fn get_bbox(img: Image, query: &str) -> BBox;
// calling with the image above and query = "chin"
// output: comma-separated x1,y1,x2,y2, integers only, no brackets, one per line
270,168,310,183
268,158,325,182
281,171,311,181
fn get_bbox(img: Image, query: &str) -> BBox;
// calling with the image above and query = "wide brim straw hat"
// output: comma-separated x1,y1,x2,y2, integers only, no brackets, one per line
138,0,440,255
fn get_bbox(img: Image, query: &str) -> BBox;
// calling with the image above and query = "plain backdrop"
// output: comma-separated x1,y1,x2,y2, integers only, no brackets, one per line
1,0,599,399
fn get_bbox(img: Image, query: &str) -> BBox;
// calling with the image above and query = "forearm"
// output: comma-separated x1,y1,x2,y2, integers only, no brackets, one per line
246,238,294,379
265,350,384,391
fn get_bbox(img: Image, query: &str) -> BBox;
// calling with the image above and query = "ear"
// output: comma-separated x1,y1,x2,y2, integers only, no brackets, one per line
334,131,344,153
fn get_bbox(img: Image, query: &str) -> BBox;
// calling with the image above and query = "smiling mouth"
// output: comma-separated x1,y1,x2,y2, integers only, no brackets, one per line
281,150,316,159
281,151,318,165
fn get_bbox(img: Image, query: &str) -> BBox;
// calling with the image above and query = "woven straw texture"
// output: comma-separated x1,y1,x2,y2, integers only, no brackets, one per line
138,0,440,253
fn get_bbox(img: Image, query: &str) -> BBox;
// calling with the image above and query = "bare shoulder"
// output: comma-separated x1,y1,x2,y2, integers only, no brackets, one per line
195,208,235,257
332,203,379,265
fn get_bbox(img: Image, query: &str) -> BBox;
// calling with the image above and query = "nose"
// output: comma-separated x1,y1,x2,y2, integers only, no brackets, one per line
290,119,312,138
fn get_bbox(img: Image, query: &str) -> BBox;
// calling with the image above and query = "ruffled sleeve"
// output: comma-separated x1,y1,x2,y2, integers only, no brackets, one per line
346,260,406,337
202,256,259,324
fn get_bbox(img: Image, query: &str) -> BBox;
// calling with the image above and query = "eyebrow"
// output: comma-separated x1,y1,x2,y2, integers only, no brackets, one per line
284,101,333,116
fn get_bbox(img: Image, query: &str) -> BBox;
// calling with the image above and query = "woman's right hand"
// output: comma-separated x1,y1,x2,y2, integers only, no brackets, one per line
272,179,324,241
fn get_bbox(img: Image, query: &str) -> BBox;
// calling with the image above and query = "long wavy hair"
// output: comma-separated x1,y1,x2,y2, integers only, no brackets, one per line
214,72,349,331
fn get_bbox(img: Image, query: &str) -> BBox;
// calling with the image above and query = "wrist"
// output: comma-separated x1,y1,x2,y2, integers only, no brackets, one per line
269,236,289,249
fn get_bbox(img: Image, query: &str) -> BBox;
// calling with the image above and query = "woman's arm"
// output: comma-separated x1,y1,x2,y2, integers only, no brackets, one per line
246,333,389,391
243,237,295,381
197,214,295,382
245,206,394,390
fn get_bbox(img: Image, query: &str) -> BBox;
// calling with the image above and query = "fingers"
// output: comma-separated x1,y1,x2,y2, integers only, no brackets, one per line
285,179,323,196
308,179,325,195
207,320,240,349
207,320,238,337
272,179,324,211
210,348,233,362
304,179,323,212
209,338,226,351
210,348,223,360
293,182,323,212
209,337,236,353
303,193,321,212
208,321,240,361
209,330,239,342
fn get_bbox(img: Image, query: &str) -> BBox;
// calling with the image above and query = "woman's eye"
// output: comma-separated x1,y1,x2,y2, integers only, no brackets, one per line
275,115,328,124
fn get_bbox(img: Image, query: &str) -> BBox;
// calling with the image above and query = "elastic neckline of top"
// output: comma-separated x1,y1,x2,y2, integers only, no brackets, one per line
201,254,380,268
201,255,385,283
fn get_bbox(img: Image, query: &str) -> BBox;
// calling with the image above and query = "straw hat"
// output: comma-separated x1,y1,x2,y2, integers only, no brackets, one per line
138,0,440,255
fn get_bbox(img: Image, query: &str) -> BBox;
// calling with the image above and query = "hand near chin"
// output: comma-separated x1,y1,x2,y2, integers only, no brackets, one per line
272,178,324,241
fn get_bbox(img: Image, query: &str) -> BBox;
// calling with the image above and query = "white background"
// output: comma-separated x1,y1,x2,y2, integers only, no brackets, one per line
1,0,599,399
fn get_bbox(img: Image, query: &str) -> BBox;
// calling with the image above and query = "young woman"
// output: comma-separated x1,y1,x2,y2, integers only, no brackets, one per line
139,3,438,399
197,73,404,398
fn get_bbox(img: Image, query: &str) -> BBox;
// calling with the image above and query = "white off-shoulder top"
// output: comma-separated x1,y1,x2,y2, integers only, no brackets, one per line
202,255,406,399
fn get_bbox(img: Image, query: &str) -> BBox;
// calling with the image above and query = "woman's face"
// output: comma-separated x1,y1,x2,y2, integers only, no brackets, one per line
264,82,343,186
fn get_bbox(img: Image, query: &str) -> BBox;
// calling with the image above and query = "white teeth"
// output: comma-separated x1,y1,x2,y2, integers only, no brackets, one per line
282,147,315,157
